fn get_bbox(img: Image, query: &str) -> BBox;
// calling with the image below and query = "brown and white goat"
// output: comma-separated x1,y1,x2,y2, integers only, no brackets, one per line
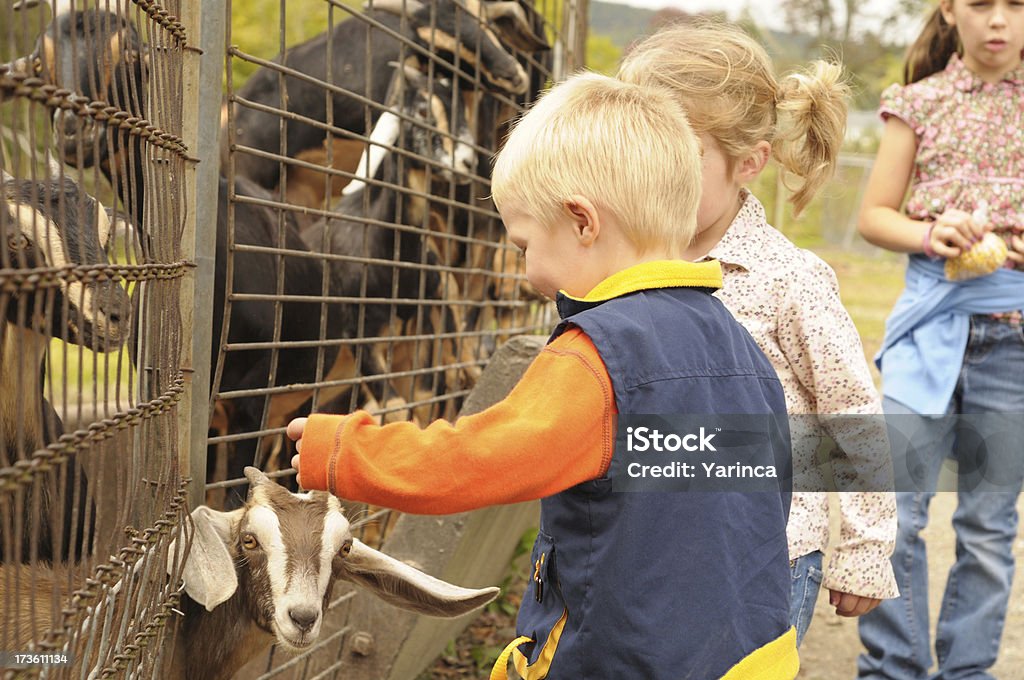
1,467,498,679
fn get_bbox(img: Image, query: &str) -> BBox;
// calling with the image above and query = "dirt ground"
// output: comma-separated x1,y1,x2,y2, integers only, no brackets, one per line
798,492,1024,679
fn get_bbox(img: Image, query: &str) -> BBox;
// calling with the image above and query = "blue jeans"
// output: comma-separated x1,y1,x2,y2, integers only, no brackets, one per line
790,549,824,647
858,316,1024,679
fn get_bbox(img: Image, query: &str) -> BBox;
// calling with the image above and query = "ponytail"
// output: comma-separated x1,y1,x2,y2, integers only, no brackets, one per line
773,61,850,216
618,19,851,217
904,7,959,84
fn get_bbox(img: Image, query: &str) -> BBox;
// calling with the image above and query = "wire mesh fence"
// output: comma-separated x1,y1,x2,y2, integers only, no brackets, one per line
218,2,580,675
210,0,576,512
1,0,584,677
0,0,191,676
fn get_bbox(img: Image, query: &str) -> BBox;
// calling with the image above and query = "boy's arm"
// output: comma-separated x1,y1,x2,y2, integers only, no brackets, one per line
298,327,616,514
778,257,899,600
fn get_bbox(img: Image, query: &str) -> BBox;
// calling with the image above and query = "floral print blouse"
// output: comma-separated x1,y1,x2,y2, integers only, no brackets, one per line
880,54,1024,259
703,191,899,600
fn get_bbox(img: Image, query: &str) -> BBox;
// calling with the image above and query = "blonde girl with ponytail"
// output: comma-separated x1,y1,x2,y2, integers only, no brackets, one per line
619,18,899,649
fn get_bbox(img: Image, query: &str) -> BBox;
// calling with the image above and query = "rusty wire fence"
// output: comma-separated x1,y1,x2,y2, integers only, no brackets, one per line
1,0,585,677
218,1,582,676
0,0,192,677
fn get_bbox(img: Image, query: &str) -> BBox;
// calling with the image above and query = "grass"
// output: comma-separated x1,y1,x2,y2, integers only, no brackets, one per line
44,341,134,407
815,245,906,377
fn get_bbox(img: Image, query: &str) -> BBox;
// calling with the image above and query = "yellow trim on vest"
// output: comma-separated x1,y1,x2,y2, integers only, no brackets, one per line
560,259,724,303
488,607,568,680
721,626,799,680
490,636,532,680
512,608,568,680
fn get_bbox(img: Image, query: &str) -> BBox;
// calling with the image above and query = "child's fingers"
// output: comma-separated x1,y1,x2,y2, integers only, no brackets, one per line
931,221,972,255
286,417,308,442
1008,235,1024,265
831,592,881,617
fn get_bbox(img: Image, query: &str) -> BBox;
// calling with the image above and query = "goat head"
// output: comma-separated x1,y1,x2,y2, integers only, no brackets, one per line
168,467,498,651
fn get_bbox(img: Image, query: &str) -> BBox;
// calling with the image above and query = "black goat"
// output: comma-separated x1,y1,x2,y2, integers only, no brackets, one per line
300,63,478,424
6,6,481,501
0,167,132,563
225,0,548,209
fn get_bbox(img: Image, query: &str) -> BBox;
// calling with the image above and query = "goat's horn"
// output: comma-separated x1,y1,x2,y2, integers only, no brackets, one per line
44,151,64,180
364,0,427,17
481,2,524,23
243,466,271,487
482,1,551,52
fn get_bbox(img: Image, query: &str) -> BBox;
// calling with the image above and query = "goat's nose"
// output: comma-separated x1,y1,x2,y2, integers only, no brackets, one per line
288,606,319,633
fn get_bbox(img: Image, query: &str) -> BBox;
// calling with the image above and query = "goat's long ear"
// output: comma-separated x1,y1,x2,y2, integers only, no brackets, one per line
168,506,244,612
483,1,551,52
336,539,499,617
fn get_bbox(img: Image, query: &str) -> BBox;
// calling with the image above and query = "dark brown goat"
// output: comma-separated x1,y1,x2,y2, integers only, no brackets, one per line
225,0,548,210
0,167,132,563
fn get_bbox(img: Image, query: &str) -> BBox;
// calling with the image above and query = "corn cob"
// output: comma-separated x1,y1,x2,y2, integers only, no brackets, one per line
944,202,1008,281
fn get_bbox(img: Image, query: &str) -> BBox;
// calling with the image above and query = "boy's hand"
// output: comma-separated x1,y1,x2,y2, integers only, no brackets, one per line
287,417,307,472
829,589,881,617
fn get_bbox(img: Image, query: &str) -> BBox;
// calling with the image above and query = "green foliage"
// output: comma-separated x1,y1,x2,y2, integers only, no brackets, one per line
585,33,621,75
228,0,362,88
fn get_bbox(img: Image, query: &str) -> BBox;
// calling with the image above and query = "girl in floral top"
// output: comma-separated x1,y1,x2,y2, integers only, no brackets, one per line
856,1,1024,678
619,18,899,651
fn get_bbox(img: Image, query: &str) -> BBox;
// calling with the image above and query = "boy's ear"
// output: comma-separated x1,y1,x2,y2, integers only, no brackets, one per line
562,195,600,245
735,141,771,184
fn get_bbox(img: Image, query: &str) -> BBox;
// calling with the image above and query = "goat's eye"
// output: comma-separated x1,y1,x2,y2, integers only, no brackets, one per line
241,533,259,550
340,540,352,557
8,234,29,250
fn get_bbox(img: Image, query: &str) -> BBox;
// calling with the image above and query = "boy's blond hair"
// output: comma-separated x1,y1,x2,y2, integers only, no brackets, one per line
618,19,849,216
491,71,701,256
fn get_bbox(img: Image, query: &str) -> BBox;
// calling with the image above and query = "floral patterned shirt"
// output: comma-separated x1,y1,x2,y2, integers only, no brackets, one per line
702,191,899,599
880,54,1024,260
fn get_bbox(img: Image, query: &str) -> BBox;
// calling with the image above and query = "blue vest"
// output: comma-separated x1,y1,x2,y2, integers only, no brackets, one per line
513,265,795,679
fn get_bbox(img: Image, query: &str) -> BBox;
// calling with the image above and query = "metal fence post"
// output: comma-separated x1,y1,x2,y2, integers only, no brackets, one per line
179,0,226,511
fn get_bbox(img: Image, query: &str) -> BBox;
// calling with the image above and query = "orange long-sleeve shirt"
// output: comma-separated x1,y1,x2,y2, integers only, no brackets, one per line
297,327,617,514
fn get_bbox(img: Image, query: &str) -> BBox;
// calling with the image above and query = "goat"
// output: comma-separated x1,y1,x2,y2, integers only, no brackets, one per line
225,0,548,209
4,6,485,503
0,467,498,680
2,7,340,504
0,167,132,564
299,62,479,425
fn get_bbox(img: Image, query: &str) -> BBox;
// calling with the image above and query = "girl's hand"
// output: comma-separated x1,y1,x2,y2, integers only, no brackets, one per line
1006,233,1024,268
829,589,881,617
927,209,989,258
